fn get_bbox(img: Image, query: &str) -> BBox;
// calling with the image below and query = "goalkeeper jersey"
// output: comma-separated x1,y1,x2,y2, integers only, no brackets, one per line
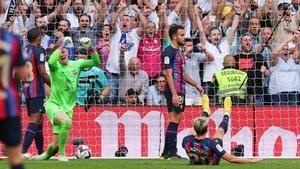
46,47,100,113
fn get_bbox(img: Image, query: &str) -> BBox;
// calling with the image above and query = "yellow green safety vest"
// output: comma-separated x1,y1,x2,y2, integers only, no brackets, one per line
215,68,247,101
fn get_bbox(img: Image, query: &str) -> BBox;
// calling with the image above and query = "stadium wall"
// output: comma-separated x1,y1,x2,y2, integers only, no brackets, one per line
1,106,299,158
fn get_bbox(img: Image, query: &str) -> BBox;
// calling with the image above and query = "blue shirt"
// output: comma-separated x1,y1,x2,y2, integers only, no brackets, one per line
162,45,186,94
0,29,26,119
146,85,166,105
24,45,46,98
76,67,109,105
182,135,226,165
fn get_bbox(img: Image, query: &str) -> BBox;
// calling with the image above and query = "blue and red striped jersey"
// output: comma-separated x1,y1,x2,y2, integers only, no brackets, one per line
0,29,26,120
182,135,226,165
162,45,186,94
24,45,46,98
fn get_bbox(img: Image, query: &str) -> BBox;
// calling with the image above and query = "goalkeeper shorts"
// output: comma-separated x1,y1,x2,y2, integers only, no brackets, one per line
45,101,73,134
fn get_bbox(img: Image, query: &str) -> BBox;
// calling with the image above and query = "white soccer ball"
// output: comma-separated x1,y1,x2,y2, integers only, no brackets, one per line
75,145,91,159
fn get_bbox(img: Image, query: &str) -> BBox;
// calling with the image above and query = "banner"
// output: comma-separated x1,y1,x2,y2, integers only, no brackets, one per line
0,106,299,157
5,0,17,22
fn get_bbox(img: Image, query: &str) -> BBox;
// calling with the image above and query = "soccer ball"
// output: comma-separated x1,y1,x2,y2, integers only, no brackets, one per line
75,145,91,159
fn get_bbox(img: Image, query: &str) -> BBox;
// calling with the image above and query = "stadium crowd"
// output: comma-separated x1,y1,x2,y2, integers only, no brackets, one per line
1,0,300,106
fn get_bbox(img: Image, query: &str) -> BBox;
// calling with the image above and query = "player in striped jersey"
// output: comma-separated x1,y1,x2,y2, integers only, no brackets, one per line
182,95,262,165
22,28,51,158
0,5,28,168
161,24,204,159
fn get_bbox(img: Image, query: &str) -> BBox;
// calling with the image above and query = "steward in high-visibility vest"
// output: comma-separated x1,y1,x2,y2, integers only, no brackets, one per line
209,55,248,103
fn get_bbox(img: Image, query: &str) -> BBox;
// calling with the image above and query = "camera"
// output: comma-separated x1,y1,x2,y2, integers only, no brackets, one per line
281,3,290,16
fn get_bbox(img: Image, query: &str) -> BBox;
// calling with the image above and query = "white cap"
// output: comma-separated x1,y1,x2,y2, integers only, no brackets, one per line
277,0,291,6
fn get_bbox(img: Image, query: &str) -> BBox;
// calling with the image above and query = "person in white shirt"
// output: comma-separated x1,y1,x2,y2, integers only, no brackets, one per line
184,38,214,105
267,34,300,105
195,2,241,92
105,2,147,104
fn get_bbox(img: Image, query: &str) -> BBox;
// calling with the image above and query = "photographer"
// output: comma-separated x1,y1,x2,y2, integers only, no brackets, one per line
272,0,300,45
75,49,110,109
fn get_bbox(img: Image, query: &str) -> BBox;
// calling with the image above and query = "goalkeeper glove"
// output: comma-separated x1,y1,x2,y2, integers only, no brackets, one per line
79,37,92,49
62,37,73,48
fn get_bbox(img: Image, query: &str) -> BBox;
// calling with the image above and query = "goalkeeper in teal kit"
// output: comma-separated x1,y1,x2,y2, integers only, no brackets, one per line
33,38,100,161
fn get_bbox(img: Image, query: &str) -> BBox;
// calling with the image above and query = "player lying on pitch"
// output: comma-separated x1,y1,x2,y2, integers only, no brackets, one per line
182,95,263,165
32,38,100,161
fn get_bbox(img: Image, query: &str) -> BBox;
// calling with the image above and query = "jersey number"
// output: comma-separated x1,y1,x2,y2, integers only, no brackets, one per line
0,56,10,99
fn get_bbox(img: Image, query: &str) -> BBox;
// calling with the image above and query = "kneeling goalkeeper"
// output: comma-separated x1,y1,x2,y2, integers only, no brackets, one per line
33,38,100,161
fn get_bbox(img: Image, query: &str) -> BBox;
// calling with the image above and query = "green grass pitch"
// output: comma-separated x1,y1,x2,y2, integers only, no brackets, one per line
1,159,300,169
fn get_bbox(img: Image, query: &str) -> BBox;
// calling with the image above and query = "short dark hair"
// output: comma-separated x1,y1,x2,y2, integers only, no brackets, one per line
59,19,71,28
27,28,44,43
168,24,185,40
79,13,91,23
208,26,221,36
153,72,166,84
126,88,138,96
184,38,192,43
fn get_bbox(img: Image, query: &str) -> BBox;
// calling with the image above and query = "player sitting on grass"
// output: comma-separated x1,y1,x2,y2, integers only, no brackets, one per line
182,95,263,165
32,37,100,161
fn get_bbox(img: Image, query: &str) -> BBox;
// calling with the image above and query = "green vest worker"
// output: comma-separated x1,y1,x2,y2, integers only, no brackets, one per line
209,55,247,103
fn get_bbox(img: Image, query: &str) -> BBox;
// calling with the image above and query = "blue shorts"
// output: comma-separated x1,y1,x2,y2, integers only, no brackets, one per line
0,117,21,146
26,97,45,116
165,92,185,113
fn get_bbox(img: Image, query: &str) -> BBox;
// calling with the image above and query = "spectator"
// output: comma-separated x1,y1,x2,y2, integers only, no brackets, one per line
167,0,190,38
137,21,162,83
48,19,75,60
272,0,300,45
208,55,248,104
97,24,111,71
195,2,241,92
123,88,140,105
183,38,214,105
256,27,277,104
34,16,51,49
119,49,149,105
268,34,300,105
105,3,147,104
39,0,63,35
234,33,268,105
76,49,110,106
70,13,104,52
146,73,167,106
64,0,84,28
247,17,260,52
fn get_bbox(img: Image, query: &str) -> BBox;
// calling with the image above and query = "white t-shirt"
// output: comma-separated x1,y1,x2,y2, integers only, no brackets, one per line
269,57,300,94
167,11,191,38
196,0,212,13
106,26,142,74
203,39,230,82
66,13,79,28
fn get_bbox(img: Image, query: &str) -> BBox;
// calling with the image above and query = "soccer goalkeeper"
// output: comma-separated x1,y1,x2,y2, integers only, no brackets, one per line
33,38,100,161
182,95,263,165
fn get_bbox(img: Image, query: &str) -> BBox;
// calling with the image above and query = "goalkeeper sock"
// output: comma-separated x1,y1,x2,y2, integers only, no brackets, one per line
35,125,44,155
166,122,179,156
218,115,230,134
58,120,72,155
22,122,38,153
42,143,58,160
